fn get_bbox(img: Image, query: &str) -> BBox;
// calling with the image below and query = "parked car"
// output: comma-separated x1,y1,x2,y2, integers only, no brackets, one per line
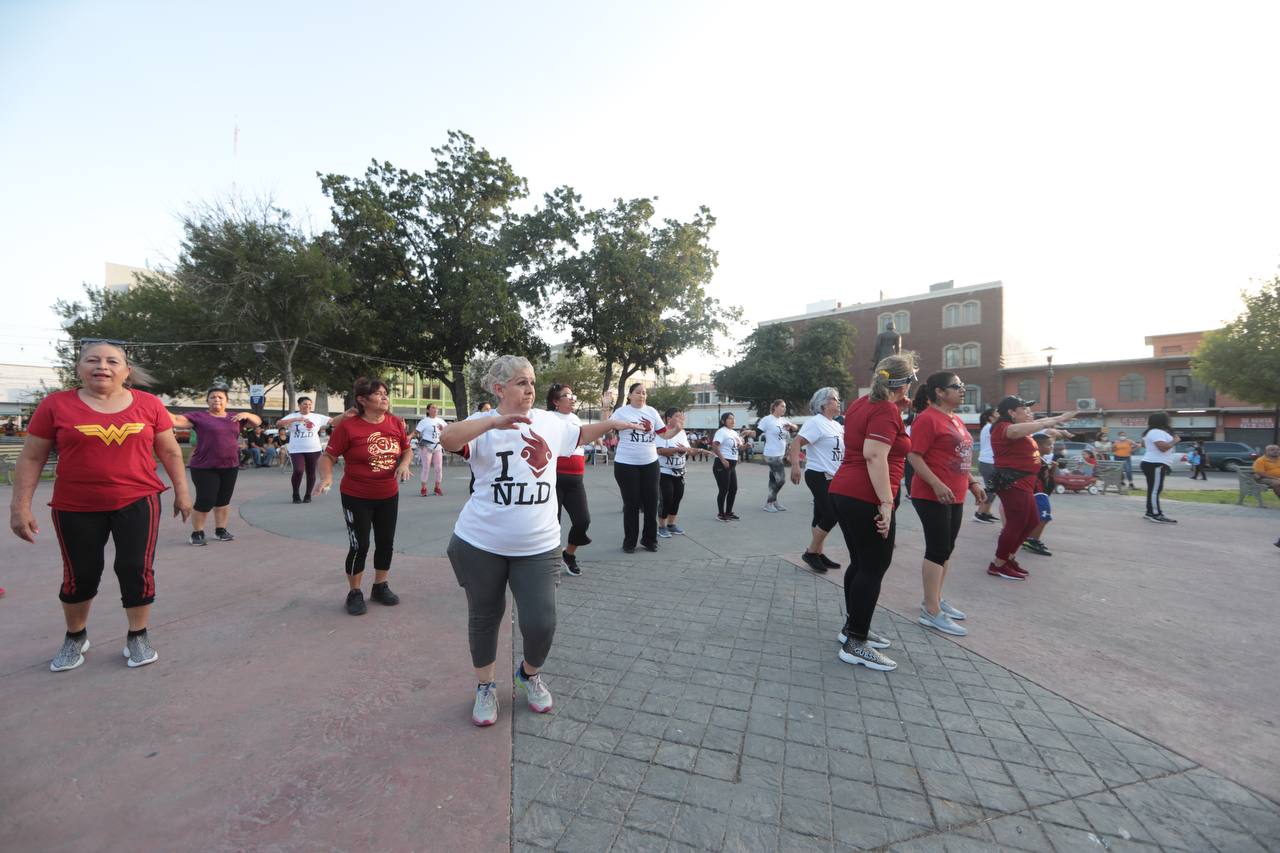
1173,441,1259,472
1127,446,1192,473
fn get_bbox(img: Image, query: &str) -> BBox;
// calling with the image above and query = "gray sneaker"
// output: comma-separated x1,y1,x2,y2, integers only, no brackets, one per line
838,639,897,671
939,599,966,620
472,681,499,726
837,620,891,649
516,666,554,713
919,607,968,636
122,633,159,668
51,635,89,672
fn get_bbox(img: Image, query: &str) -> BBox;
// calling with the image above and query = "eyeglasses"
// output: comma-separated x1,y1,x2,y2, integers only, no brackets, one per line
558,393,577,401
945,383,966,392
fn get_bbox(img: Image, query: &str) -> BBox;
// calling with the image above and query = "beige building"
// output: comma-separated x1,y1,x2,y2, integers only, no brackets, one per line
104,262,152,294
0,363,61,422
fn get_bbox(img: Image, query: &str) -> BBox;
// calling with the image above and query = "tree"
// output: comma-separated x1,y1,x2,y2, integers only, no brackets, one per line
714,319,858,416
547,198,741,400
536,351,606,411
1193,276,1280,443
646,380,695,414
320,131,577,417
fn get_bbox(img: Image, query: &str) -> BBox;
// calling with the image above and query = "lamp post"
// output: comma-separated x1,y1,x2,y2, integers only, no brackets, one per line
1042,347,1057,417
251,342,267,415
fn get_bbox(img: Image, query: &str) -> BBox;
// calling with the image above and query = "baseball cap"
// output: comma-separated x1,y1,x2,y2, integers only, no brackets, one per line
997,395,1036,415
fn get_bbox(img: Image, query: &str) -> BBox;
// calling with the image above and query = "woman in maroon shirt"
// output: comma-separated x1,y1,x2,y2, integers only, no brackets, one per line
828,352,918,672
987,396,1078,580
169,387,261,546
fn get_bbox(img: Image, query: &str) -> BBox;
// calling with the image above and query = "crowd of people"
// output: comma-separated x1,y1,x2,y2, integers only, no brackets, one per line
9,342,1278,726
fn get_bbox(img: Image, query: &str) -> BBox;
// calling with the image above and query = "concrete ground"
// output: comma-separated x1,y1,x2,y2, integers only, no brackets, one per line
1,457,1277,851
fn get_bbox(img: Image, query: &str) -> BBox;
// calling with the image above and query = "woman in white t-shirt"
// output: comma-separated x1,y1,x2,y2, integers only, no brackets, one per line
277,396,332,504
757,399,798,512
973,406,998,523
712,413,754,521
611,383,665,552
790,387,845,573
547,383,593,576
1140,412,1181,523
440,356,642,727
415,404,447,497
656,408,691,537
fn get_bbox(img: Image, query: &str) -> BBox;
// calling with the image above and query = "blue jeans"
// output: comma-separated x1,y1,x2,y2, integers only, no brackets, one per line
250,447,277,467
1120,457,1133,482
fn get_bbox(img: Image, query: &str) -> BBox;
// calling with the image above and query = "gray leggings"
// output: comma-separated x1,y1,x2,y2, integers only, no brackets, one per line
446,534,560,669
766,456,787,502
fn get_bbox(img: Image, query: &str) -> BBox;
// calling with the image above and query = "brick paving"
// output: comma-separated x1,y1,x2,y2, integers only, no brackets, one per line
510,554,1280,852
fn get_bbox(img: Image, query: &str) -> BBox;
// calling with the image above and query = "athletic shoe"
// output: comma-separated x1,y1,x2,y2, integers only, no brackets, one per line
668,524,685,535
369,583,399,606
774,502,787,511
764,503,779,513
837,620,891,648
657,527,672,538
1021,539,1052,556
973,512,996,524
0,587,5,598
51,635,89,672
726,512,741,520
434,484,444,496
641,542,658,552
563,551,581,577
987,562,1026,580
123,633,158,668
214,528,235,542
801,552,828,573
292,495,302,504
819,554,840,569
516,665,554,713
939,599,966,620
1006,558,1029,576
1154,514,1178,524
472,681,499,726
716,513,730,522
919,607,968,636
190,530,207,546
1143,512,1161,523
623,545,636,554
345,589,367,615
420,485,428,497
302,495,311,504
1274,538,1279,548
838,639,897,671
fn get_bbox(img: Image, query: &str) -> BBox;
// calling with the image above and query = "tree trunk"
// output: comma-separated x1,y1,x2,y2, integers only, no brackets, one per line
281,338,300,414
449,360,468,420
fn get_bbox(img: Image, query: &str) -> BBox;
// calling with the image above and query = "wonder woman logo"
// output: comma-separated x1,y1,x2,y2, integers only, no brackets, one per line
74,423,146,446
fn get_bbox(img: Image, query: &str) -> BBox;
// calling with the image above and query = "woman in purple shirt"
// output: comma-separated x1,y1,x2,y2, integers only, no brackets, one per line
170,387,260,545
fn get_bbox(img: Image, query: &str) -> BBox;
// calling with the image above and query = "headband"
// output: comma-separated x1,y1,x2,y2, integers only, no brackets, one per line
877,369,917,389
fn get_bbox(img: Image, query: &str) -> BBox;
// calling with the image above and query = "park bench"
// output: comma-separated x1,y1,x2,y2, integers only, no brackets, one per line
1237,469,1266,507
1093,461,1126,494
0,437,58,485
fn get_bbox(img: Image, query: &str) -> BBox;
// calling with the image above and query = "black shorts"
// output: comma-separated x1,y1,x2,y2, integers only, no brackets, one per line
911,498,965,565
52,494,160,608
190,467,239,512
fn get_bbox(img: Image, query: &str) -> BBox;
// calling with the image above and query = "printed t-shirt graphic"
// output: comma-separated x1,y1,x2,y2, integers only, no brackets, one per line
756,414,792,457
611,404,663,465
454,408,581,556
553,410,586,475
656,429,690,476
283,411,332,453
414,415,447,449
26,389,173,512
909,406,974,500
797,416,844,476
713,426,741,461
324,415,408,500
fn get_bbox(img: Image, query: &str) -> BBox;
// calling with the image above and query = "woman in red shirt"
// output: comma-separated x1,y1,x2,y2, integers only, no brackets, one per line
987,396,1078,580
906,372,986,637
829,352,918,672
315,377,413,615
9,341,192,672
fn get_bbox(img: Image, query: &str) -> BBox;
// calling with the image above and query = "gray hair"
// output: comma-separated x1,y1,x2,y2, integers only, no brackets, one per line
869,351,919,402
77,340,156,388
809,387,839,416
480,355,533,395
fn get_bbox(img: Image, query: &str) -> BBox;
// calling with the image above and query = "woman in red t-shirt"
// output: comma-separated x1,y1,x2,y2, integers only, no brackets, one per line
9,341,192,672
315,377,413,615
906,372,986,637
828,352,918,673
987,396,1078,580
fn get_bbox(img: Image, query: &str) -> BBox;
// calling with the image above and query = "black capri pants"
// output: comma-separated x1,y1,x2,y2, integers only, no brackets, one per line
804,469,837,532
52,493,160,608
712,458,738,515
190,466,239,512
614,461,660,548
341,492,399,575
831,493,897,643
911,497,965,565
659,473,685,518
556,473,592,547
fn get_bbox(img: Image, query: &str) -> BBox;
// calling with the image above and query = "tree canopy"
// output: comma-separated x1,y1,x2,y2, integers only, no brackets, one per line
714,319,858,416
1193,276,1280,440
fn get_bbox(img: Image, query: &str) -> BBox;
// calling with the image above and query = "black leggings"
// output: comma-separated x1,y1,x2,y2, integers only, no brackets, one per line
556,473,592,547
341,492,399,575
51,493,160,607
660,474,685,519
1142,461,1170,516
614,461,660,548
804,469,837,532
190,466,238,512
831,493,896,642
291,451,321,499
911,498,965,564
713,458,738,514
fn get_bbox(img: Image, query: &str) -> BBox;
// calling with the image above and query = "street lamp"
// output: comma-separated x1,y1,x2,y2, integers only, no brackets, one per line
251,342,268,413
1042,346,1057,417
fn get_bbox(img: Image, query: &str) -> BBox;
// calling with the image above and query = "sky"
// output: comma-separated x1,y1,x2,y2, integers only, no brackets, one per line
3,1,1279,375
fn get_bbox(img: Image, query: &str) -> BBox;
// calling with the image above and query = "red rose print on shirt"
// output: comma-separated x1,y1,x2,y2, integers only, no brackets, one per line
521,429,553,477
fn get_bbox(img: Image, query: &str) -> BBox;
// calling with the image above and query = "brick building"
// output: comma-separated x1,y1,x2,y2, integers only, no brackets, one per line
758,280,1004,424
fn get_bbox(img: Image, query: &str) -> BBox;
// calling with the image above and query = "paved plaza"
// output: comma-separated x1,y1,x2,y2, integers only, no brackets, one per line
1,460,1278,851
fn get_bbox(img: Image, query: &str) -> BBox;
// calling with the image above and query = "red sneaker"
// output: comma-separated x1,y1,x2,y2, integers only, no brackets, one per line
1006,558,1029,576
420,485,428,497
987,562,1026,580
434,484,444,496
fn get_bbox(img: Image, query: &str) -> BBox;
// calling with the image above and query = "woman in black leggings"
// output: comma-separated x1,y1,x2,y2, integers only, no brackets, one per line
712,413,753,520
656,408,690,536
611,384,663,552
548,383,591,576
791,387,844,573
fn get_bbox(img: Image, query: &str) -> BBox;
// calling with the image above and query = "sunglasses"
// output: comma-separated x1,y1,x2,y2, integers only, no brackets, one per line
80,337,127,346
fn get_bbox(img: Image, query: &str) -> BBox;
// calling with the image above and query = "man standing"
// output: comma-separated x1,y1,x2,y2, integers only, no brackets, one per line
1112,430,1136,488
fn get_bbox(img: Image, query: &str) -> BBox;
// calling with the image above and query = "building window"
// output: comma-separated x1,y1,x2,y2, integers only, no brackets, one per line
964,386,981,409
1065,377,1092,403
1017,379,1039,402
943,304,960,328
963,300,980,325
961,343,980,367
878,310,909,333
942,301,981,328
1117,373,1146,402
943,345,960,369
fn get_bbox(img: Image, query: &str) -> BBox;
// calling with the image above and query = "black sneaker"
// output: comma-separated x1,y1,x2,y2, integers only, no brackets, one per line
819,554,840,569
1154,514,1178,524
190,530,207,546
726,512,741,520
622,545,636,554
214,528,234,542
369,583,399,606
973,512,995,524
563,551,582,577
1021,538,1052,556
302,495,312,503
801,552,828,573
641,542,658,552
292,495,302,504
345,589,367,615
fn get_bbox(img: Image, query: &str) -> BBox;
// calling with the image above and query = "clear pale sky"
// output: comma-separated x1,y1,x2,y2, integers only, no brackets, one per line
3,1,1278,373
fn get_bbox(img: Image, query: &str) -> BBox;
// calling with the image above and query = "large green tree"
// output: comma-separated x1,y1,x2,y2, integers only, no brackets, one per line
320,131,577,417
547,198,741,400
1193,276,1280,442
536,351,606,411
715,319,858,416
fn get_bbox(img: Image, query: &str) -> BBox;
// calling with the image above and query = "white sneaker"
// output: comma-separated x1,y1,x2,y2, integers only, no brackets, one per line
837,620,891,649
763,503,779,513
774,502,787,511
516,666,553,713
838,640,897,671
472,681,499,726
939,599,966,620
919,607,968,636
51,635,90,672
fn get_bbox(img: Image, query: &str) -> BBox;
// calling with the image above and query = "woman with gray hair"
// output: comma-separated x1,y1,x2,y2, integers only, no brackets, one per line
789,386,845,573
441,355,643,726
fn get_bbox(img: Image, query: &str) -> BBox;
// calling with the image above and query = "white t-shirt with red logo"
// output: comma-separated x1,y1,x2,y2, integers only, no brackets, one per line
414,415,447,449
756,414,793,458
611,404,663,465
454,408,582,556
